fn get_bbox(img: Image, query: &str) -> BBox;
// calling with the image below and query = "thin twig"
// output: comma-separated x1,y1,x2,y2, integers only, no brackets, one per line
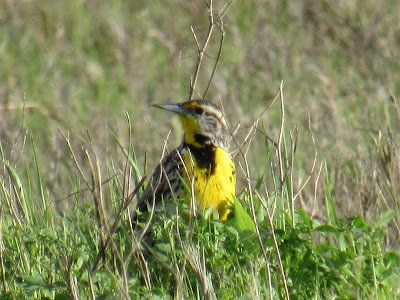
203,21,225,99
189,16,214,99
188,0,235,100
219,0,235,19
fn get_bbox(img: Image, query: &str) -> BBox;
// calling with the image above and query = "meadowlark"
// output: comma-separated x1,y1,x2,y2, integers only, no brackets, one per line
134,100,236,231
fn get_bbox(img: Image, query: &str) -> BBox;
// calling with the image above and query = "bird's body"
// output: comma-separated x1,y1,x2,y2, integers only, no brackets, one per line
180,145,235,221
135,100,235,228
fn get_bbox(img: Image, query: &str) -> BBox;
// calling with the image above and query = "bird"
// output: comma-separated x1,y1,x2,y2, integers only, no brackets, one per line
133,100,236,237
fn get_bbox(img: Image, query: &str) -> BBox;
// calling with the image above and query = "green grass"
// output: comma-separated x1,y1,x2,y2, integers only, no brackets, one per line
1,0,400,298
2,113,399,299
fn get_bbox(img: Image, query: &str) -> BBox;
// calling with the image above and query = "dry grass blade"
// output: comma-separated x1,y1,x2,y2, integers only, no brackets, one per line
230,81,291,299
178,233,215,300
0,207,6,294
277,81,286,186
122,111,134,202
231,86,281,159
184,245,215,300
84,145,107,249
91,175,146,274
256,191,289,300
58,129,90,189
287,128,297,227
231,119,275,297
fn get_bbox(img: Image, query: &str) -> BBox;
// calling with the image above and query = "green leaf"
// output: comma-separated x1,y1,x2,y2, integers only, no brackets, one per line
109,128,142,183
297,209,312,229
230,197,256,240
55,294,71,300
154,243,173,262
351,217,369,231
381,273,400,289
313,224,339,233
20,273,44,286
375,210,395,228
385,252,400,268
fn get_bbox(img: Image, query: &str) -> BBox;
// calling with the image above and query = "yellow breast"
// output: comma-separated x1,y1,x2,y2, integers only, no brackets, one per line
181,147,236,222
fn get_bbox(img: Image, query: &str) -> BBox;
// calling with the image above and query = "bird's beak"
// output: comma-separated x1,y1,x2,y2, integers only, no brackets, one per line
152,103,186,115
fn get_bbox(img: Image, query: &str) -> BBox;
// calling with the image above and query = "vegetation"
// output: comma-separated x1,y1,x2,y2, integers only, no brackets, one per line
1,0,400,298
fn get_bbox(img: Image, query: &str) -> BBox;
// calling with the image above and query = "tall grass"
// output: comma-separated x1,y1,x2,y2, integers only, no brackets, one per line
1,0,400,298
2,86,399,298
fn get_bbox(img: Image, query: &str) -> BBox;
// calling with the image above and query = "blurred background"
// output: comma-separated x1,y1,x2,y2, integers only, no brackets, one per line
1,0,399,240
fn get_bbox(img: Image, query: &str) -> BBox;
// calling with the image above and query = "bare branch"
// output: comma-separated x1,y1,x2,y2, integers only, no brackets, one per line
188,0,235,100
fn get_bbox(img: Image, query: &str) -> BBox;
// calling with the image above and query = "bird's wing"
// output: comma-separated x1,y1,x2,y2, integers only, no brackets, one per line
134,144,185,217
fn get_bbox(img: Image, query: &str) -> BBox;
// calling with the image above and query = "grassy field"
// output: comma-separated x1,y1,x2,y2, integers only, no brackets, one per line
1,0,400,298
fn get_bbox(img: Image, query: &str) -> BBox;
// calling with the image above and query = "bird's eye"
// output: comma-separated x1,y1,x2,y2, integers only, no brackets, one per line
194,107,204,115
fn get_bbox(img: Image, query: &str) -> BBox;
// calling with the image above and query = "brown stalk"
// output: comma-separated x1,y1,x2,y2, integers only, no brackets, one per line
188,0,235,100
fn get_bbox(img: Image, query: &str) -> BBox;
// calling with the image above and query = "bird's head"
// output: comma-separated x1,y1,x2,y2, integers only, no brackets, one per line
152,100,230,149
